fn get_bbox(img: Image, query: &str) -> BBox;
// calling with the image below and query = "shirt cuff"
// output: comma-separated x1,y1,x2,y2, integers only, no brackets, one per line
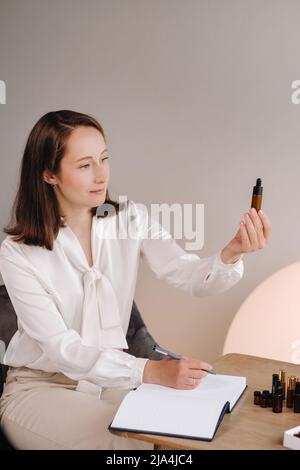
130,357,149,389
214,251,244,269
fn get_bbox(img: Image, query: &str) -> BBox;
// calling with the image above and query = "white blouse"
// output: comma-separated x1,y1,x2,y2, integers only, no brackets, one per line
0,200,244,397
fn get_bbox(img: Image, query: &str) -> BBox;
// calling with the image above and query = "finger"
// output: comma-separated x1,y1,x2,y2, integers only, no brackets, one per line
249,208,264,232
249,208,265,248
185,378,198,388
186,358,213,371
258,210,271,241
188,370,208,381
186,376,203,387
244,212,259,250
240,220,251,251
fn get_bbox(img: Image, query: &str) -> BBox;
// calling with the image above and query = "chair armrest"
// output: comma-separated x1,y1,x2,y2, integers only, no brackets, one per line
126,301,163,360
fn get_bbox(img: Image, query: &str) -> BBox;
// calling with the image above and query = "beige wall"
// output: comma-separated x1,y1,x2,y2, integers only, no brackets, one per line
0,0,299,362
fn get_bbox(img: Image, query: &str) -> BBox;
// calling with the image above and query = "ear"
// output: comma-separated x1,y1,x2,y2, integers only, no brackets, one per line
43,169,57,186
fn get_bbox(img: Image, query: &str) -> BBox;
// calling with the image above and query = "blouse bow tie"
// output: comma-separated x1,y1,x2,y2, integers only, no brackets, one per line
57,223,128,396
77,267,128,397
81,267,128,350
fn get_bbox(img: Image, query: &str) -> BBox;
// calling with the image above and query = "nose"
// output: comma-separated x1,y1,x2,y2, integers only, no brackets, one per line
94,163,108,183
95,178,106,185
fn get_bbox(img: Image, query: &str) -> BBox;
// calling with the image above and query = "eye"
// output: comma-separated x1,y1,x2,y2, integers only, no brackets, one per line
79,156,109,169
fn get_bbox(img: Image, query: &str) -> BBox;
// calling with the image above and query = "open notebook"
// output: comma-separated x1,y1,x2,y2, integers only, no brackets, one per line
109,374,247,441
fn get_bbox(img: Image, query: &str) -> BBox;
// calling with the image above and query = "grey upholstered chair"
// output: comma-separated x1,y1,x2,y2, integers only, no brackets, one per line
0,284,162,450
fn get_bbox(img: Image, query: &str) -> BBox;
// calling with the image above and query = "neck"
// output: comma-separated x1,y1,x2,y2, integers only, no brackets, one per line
61,207,93,234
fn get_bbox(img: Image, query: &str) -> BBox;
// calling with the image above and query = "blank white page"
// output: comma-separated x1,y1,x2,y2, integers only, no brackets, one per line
110,389,226,440
110,374,246,440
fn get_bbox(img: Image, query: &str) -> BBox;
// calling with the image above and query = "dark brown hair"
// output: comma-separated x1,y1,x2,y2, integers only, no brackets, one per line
3,110,119,250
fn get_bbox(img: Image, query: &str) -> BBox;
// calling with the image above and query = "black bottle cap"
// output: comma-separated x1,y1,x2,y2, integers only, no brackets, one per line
295,381,300,394
262,390,270,395
253,178,263,195
254,391,261,396
272,374,279,385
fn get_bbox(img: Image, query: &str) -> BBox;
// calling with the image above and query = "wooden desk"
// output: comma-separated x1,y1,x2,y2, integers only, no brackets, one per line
110,353,300,450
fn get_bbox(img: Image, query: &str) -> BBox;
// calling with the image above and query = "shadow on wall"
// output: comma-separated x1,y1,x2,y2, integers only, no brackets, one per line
223,262,300,364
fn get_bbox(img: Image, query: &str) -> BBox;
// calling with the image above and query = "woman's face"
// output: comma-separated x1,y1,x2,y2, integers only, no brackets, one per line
49,126,110,212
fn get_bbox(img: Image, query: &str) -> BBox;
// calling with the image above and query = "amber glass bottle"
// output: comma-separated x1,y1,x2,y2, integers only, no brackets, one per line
272,385,283,413
287,377,296,408
251,178,263,211
294,381,300,413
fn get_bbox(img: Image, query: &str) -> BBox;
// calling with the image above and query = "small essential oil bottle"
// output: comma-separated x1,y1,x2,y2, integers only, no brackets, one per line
286,377,296,408
294,381,300,413
251,178,263,211
272,373,279,396
279,370,286,400
254,391,261,405
267,392,273,407
272,384,283,413
260,391,269,408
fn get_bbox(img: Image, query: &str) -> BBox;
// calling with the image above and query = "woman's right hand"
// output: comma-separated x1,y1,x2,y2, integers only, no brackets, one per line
142,357,213,389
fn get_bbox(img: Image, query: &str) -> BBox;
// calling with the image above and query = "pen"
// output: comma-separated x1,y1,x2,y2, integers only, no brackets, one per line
153,345,182,360
152,345,217,374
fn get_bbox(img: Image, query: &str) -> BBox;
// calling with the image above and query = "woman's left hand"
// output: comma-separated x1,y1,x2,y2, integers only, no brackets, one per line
220,208,271,264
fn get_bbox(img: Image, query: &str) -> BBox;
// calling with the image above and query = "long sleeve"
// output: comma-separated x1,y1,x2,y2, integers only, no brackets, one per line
0,249,148,389
135,202,244,296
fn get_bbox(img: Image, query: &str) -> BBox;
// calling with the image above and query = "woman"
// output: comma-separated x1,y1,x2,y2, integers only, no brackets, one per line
0,110,271,449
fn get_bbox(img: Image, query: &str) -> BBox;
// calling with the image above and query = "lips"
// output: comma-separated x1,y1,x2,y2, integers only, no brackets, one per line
90,188,105,193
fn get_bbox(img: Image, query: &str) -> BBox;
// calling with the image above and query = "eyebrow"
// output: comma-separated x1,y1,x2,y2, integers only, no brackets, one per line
76,149,108,163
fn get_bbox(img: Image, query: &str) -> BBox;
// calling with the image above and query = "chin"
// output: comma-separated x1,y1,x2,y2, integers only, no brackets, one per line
95,197,106,205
